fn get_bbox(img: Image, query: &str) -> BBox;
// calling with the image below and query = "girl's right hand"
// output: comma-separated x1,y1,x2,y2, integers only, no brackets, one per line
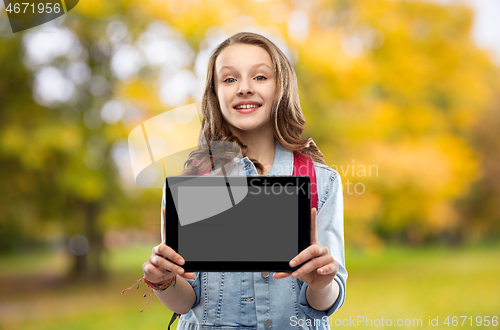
143,206,196,283
142,242,196,283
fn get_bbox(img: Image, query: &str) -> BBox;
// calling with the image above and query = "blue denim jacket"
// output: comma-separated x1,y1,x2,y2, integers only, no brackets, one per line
161,140,347,330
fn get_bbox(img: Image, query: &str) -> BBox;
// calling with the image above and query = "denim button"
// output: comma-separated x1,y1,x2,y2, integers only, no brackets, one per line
261,271,270,278
264,319,273,328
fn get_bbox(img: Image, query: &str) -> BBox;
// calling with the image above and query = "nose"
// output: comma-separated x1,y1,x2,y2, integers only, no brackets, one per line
237,78,254,95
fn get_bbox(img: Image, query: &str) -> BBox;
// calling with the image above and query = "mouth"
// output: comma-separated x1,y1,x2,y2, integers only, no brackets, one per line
233,104,261,113
234,104,261,110
233,101,262,113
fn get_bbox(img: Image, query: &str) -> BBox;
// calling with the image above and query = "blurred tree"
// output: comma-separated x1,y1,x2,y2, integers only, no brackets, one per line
291,0,500,246
457,97,500,242
0,4,160,281
0,36,43,252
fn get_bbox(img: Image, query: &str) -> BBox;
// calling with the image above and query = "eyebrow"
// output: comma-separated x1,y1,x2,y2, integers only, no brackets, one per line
218,63,272,73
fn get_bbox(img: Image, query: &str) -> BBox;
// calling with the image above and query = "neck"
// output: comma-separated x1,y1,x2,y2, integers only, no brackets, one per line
231,125,275,171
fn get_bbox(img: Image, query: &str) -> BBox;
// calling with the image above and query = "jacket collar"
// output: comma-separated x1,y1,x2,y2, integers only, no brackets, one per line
267,139,293,176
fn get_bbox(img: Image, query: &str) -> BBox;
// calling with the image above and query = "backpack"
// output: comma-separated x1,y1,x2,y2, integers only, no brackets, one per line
168,152,317,329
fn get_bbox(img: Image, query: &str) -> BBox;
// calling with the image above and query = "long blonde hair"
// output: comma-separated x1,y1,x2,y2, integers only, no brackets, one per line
182,32,326,175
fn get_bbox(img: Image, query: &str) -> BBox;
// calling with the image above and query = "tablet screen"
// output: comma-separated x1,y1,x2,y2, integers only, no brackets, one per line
179,183,297,261
165,176,310,271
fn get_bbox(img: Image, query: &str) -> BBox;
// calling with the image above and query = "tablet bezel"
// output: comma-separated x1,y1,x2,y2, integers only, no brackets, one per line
164,175,311,272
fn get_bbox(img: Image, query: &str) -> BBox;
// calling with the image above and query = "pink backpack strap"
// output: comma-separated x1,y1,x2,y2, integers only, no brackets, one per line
292,152,317,210
193,158,211,175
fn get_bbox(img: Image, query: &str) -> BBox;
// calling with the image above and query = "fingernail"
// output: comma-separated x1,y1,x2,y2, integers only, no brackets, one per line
292,272,298,278
178,258,184,265
290,260,296,267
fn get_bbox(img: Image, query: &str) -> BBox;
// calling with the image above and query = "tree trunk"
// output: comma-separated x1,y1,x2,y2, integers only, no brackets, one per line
68,201,106,282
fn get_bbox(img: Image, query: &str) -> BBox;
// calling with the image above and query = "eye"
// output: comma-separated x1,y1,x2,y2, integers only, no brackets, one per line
255,75,266,81
224,78,236,83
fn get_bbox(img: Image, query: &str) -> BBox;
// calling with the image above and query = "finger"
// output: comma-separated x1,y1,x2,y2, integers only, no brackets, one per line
162,206,166,241
316,260,339,275
310,208,318,245
180,272,196,280
291,254,334,278
143,261,166,278
154,243,185,266
289,244,328,268
273,272,292,279
149,255,185,276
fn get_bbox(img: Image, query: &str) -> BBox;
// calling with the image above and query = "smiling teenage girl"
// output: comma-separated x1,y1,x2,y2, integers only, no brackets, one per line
142,32,347,329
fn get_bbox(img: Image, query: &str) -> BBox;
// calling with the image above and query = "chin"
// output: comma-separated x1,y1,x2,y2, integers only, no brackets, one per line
234,122,270,133
234,124,258,132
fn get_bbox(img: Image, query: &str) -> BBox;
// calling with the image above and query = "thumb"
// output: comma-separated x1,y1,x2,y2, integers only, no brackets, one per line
310,208,317,245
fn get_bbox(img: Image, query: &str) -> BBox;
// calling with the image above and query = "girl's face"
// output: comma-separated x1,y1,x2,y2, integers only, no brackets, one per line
214,44,276,136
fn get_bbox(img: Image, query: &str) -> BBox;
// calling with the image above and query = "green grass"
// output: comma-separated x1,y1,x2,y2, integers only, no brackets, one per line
0,243,499,329
336,244,500,328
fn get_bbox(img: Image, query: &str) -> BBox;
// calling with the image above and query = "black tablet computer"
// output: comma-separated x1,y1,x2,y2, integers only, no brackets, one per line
164,175,311,272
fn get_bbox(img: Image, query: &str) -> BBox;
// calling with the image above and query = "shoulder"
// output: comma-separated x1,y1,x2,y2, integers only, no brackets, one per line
312,161,342,209
313,161,341,183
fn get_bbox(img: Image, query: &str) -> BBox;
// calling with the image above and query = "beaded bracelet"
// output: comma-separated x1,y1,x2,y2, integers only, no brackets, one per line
144,275,176,291
121,275,177,312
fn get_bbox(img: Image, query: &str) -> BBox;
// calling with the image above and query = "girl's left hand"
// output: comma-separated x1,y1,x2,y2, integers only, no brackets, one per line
274,208,338,291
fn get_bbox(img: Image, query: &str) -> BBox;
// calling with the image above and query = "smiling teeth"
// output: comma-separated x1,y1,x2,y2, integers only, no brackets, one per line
235,104,260,109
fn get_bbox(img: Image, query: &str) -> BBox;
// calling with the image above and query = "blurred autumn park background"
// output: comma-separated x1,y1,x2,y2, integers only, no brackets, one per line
1,0,499,329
